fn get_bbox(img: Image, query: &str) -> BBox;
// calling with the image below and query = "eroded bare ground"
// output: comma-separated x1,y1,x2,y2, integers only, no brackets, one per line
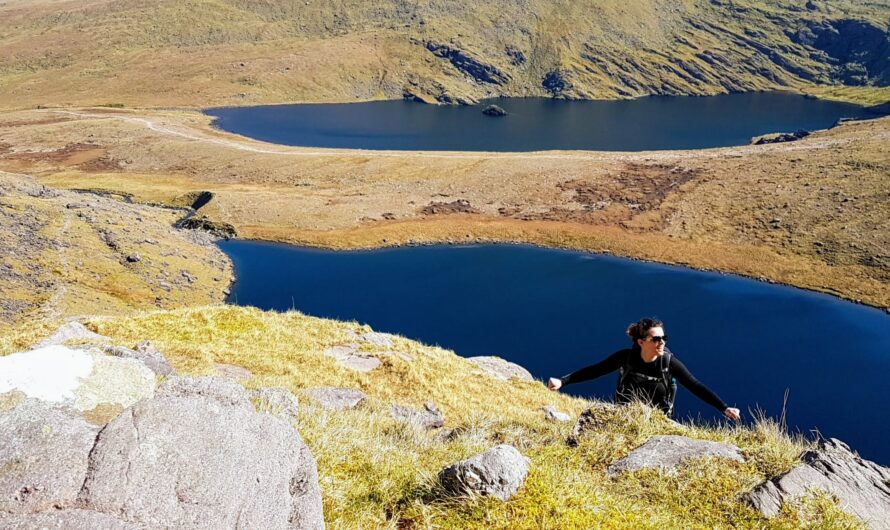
0,107,887,310
0,168,232,328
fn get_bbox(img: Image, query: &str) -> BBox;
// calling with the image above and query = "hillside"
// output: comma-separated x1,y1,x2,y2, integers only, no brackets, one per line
0,306,869,529
1,0,889,109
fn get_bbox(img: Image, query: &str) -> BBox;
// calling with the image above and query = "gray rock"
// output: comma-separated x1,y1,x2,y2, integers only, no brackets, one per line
156,375,250,407
542,405,570,422
0,509,146,529
359,332,394,348
80,376,325,529
103,341,175,376
467,356,533,382
391,402,445,430
323,344,381,372
214,362,253,380
439,445,530,501
607,435,745,476
0,400,99,514
742,438,890,529
35,322,109,348
305,387,366,411
252,387,300,420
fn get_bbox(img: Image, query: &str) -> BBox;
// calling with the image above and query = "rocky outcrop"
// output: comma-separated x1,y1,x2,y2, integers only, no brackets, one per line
80,376,325,529
306,387,366,411
542,70,570,96
467,356,533,382
420,199,479,215
789,19,890,86
103,340,175,376
606,435,745,476
482,104,508,117
35,322,109,348
0,345,155,413
391,402,445,429
753,130,810,145
0,400,99,514
438,445,529,501
175,215,237,239
743,438,890,529
424,42,510,85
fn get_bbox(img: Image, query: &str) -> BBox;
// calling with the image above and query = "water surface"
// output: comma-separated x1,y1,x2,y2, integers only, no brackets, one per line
220,241,890,464
206,93,880,151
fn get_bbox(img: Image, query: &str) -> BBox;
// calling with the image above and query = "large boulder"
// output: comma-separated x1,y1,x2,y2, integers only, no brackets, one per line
467,356,533,382
79,376,324,529
0,345,155,413
607,435,745,476
438,445,529,501
742,438,890,529
0,509,145,530
0,400,99,514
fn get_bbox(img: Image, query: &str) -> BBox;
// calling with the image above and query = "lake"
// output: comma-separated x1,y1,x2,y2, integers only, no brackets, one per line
219,241,890,464
205,93,881,151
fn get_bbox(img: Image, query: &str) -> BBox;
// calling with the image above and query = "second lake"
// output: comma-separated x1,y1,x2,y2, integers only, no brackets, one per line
219,241,890,464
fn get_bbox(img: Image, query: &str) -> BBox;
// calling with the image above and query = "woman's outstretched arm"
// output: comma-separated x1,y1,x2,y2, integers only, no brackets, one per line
549,350,626,390
670,356,740,420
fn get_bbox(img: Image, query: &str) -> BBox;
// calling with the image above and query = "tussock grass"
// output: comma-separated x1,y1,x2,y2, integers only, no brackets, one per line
0,306,861,528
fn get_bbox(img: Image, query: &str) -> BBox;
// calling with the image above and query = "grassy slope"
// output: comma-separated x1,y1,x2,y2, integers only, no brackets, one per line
0,0,889,109
0,305,865,529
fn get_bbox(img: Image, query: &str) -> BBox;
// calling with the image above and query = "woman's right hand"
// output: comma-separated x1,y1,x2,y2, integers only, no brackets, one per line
547,377,562,391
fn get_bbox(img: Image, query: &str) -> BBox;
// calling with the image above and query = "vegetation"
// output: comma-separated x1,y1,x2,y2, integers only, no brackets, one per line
0,305,865,529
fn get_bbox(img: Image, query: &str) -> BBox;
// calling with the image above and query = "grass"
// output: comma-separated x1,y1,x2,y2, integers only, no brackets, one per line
1,305,864,529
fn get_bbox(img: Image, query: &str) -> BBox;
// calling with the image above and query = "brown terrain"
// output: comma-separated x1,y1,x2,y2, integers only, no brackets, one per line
0,107,887,314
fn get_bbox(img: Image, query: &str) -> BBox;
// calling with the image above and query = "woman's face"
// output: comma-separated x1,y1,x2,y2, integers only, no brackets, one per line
638,326,667,358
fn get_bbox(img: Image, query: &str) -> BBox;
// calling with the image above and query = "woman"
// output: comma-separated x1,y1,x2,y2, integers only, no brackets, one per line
548,317,741,421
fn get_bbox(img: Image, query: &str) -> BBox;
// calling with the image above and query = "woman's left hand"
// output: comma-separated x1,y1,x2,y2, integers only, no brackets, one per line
723,407,741,421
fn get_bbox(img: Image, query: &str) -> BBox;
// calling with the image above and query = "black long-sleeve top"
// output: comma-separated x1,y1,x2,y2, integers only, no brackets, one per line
560,348,729,413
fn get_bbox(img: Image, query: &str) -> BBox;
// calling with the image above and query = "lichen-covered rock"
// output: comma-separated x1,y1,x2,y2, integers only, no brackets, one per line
542,405,570,422
0,345,154,412
607,435,744,476
439,445,530,501
391,401,445,429
80,376,324,529
467,356,533,382
0,400,99,514
252,387,300,420
103,340,175,376
0,509,146,530
743,438,890,529
305,387,366,411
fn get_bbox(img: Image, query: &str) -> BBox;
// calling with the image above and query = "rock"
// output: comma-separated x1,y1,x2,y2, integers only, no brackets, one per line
323,344,382,372
103,341,175,376
0,400,99,514
358,331,394,348
424,42,510,85
125,252,141,263
391,401,445,429
0,509,145,530
420,199,479,215
542,405,570,422
214,362,253,380
438,445,530,501
80,376,325,529
251,387,300,420
543,70,569,95
35,322,109,348
467,356,533,382
753,130,810,145
482,104,508,117
742,438,890,528
606,435,745,476
305,387,366,411
0,345,155,413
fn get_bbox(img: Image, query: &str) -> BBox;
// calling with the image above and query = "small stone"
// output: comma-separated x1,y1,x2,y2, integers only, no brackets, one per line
438,445,529,501
305,387,366,411
391,402,445,429
542,405,570,422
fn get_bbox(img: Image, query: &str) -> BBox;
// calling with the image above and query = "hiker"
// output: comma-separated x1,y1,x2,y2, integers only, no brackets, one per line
547,317,741,421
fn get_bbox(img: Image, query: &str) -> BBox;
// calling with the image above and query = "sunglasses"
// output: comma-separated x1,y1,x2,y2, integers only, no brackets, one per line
646,335,668,343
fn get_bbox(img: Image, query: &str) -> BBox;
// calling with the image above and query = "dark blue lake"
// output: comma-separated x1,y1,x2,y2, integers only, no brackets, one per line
219,241,890,464
205,93,881,151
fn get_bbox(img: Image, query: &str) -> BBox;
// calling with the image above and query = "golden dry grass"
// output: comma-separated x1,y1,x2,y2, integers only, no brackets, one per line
0,305,864,529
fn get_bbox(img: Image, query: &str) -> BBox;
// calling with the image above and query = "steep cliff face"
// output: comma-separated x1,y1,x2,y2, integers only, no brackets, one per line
0,0,888,108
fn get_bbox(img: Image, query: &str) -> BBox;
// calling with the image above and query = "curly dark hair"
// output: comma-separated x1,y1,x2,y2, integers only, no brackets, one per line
626,317,664,346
